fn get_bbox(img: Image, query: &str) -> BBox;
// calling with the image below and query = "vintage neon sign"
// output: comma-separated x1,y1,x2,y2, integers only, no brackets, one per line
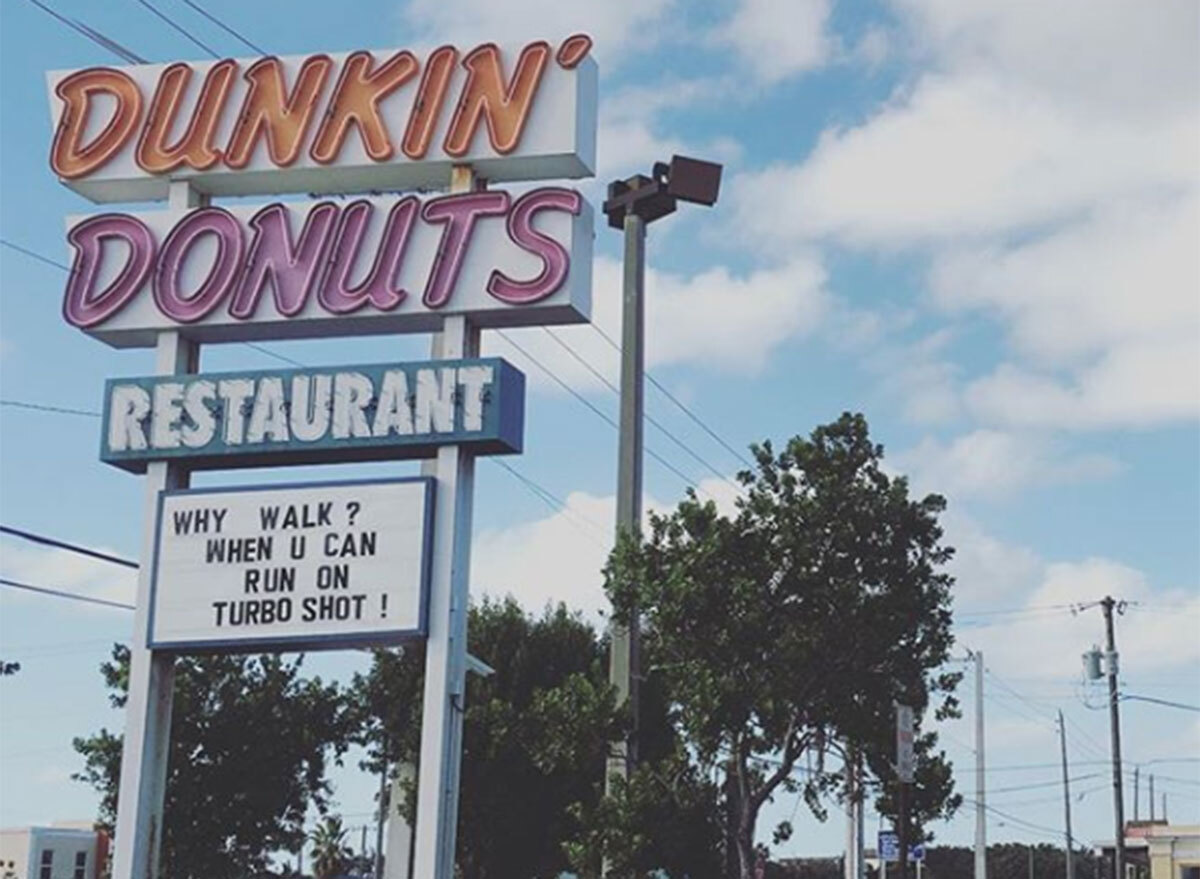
64,187,592,347
101,358,525,472
46,36,596,203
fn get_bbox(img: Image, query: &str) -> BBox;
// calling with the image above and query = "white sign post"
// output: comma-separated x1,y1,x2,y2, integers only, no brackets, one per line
111,182,201,879
149,478,433,651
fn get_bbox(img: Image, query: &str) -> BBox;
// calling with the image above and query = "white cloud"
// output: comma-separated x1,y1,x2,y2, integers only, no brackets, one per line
725,0,1199,433
715,0,835,84
471,475,740,620
473,490,615,620
966,558,1200,681
730,73,1197,249
930,195,1200,367
0,537,137,611
485,253,828,394
893,429,1120,500
399,0,675,67
596,77,743,186
942,510,1042,612
889,0,1199,115
964,338,1200,430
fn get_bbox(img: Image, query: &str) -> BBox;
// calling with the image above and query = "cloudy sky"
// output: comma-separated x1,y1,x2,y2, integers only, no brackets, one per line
1,0,1197,860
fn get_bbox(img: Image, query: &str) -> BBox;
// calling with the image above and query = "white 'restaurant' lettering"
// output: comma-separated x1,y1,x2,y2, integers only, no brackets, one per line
109,384,150,451
104,364,506,455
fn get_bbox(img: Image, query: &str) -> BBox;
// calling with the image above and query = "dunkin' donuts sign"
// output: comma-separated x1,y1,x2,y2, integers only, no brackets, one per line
47,38,597,347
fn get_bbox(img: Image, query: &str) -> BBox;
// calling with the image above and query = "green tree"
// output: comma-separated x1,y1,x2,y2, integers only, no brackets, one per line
309,815,352,879
351,597,712,879
604,414,961,878
74,645,352,879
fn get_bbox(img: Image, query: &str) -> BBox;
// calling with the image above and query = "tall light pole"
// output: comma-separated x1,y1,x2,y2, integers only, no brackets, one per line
600,156,722,795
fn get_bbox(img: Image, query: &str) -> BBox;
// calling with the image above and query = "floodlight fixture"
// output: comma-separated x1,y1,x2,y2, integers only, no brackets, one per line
602,154,723,229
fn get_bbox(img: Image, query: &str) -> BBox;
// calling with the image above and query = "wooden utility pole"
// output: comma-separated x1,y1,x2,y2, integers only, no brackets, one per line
1100,597,1126,879
1059,711,1075,879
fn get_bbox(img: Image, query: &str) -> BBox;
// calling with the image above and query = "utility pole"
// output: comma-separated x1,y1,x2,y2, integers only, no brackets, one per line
1149,775,1155,821
1028,844,1034,879
1101,596,1126,879
974,651,988,879
1134,765,1139,821
1059,711,1075,879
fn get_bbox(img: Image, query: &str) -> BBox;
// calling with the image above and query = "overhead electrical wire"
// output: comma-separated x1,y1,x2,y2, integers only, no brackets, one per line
590,323,754,470
494,328,714,498
0,238,301,369
133,0,219,57
0,399,100,418
1121,694,1200,713
0,525,138,569
0,577,134,611
178,0,265,54
541,326,742,494
23,0,147,63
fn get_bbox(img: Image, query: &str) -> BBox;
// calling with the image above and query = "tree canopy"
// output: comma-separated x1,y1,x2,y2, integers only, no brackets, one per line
353,598,620,879
73,646,352,879
604,413,961,877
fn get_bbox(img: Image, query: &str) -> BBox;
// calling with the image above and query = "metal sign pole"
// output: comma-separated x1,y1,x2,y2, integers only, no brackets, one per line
411,167,479,879
110,181,202,879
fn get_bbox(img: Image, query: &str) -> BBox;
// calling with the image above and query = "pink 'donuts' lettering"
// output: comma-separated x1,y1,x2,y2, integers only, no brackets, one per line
62,188,583,330
420,191,510,309
488,188,581,304
152,207,244,323
63,214,156,328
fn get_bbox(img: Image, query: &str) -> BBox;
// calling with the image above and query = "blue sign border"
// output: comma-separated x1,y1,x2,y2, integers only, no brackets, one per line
101,358,524,473
146,476,435,654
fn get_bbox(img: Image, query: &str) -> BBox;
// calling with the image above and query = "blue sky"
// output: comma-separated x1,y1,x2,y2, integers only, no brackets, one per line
1,0,1197,863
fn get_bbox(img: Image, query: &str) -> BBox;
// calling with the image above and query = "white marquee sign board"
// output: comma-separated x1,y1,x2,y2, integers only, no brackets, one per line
150,477,433,651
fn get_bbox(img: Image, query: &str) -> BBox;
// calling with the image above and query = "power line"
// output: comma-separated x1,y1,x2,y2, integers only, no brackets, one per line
241,341,305,368
1,399,100,418
495,329,712,498
178,0,265,55
1,239,75,274
590,323,754,470
956,604,1078,619
488,458,611,546
23,0,147,63
987,772,1104,795
0,525,138,569
542,327,742,493
0,239,321,377
0,577,134,611
961,798,1066,841
1121,694,1200,713
134,0,219,57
